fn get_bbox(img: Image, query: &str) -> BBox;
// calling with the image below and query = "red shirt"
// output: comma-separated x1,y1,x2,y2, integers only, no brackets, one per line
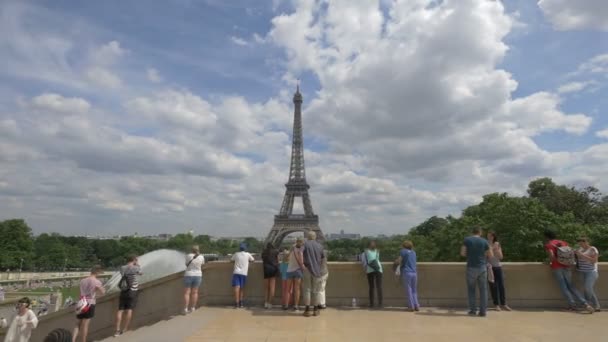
544,239,569,269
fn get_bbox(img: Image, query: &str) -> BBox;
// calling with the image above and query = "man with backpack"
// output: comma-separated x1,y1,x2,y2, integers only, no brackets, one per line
543,229,594,313
114,255,143,337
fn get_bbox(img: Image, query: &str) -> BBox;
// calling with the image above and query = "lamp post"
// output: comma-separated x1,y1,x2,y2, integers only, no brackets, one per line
19,258,24,279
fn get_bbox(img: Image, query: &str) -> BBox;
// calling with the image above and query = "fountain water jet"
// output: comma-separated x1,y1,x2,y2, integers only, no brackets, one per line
105,249,186,292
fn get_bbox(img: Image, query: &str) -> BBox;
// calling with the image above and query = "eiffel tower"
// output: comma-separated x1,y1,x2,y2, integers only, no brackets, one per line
265,86,324,246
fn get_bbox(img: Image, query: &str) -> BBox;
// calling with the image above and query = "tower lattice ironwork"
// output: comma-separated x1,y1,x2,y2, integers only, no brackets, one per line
265,86,324,246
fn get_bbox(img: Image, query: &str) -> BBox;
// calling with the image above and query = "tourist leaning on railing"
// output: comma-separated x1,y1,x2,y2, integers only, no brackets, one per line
543,229,594,313
261,243,280,309
73,265,105,342
231,243,254,309
487,231,511,312
575,237,600,312
364,241,383,308
396,240,419,312
184,245,205,315
317,253,329,310
285,238,305,312
461,226,492,317
279,248,292,310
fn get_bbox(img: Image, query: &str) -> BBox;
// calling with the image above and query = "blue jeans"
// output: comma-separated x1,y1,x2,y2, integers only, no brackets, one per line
580,270,600,308
466,266,488,314
552,268,586,307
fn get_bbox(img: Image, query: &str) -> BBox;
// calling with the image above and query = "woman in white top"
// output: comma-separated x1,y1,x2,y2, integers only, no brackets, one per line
4,297,38,342
575,237,600,311
183,245,205,314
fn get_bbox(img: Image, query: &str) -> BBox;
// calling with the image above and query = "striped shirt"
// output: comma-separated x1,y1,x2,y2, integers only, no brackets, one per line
120,264,142,291
577,247,598,272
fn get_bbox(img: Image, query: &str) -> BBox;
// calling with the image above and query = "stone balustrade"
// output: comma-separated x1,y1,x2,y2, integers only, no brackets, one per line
0,262,605,341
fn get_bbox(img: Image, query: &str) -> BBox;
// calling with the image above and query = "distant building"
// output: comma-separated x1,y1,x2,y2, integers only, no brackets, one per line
327,230,361,240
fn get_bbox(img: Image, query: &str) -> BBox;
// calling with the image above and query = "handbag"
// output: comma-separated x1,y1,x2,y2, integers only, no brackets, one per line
75,296,90,315
365,251,381,272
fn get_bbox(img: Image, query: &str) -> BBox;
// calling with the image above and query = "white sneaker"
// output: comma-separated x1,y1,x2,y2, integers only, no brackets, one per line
189,307,196,313
264,302,270,309
183,308,189,315
113,331,122,337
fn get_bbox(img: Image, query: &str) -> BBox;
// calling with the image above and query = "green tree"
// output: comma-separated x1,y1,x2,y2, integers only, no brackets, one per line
0,219,35,270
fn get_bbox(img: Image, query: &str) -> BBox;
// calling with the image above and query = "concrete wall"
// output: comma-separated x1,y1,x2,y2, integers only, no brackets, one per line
201,262,608,308
0,272,185,341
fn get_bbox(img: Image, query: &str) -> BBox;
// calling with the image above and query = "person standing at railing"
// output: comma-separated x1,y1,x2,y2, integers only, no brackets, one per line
575,237,600,312
301,231,325,318
231,243,254,309
279,248,292,310
184,245,205,315
461,226,493,317
285,238,305,312
262,243,280,309
396,240,418,312
114,255,143,337
317,253,329,310
364,240,383,308
486,231,511,312
543,229,594,313
72,266,105,342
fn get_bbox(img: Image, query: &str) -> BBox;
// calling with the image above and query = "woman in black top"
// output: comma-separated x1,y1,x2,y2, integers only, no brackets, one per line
262,243,280,309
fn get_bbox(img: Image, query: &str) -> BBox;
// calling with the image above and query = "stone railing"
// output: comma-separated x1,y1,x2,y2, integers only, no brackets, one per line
0,272,185,341
0,262,605,341
201,262,608,308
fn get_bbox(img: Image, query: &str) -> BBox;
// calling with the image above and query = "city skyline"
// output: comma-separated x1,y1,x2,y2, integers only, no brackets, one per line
1,1,607,237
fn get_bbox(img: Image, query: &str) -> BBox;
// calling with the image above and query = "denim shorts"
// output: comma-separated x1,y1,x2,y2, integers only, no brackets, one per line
286,270,303,279
184,276,202,288
231,274,247,287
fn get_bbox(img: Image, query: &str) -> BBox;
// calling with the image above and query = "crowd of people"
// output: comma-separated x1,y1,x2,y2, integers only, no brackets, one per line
0,226,601,341
225,227,600,318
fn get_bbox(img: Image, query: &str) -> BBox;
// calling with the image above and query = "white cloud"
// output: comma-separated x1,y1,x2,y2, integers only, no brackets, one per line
557,81,594,94
146,68,162,83
268,0,591,180
1,0,607,237
577,54,608,74
506,92,591,135
230,36,249,46
89,40,127,66
31,93,91,113
538,0,608,31
85,67,122,89
596,128,608,139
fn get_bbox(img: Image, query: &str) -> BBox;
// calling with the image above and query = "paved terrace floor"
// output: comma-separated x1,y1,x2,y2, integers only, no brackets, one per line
104,306,604,342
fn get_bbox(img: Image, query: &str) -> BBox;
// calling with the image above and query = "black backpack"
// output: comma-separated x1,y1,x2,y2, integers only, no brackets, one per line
118,274,131,292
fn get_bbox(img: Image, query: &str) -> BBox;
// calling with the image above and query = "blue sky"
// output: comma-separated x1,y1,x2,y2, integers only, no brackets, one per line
1,0,607,237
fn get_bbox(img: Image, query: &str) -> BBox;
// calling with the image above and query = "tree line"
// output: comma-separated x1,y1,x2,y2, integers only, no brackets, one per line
1,177,607,270
326,178,608,262
0,220,263,271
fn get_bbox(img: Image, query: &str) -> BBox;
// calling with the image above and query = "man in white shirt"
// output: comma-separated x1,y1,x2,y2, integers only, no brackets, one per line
184,245,205,314
231,243,254,308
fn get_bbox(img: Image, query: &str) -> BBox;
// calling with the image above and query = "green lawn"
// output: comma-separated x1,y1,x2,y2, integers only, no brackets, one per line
8,286,80,302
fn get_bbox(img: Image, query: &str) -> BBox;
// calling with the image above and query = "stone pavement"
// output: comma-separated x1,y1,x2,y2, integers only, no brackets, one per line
104,306,604,342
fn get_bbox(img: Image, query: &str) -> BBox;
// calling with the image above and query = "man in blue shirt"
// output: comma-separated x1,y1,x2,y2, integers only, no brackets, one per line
460,226,493,317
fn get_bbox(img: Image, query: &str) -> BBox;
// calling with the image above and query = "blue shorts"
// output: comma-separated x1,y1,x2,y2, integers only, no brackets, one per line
286,270,303,279
184,276,202,288
231,274,247,287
